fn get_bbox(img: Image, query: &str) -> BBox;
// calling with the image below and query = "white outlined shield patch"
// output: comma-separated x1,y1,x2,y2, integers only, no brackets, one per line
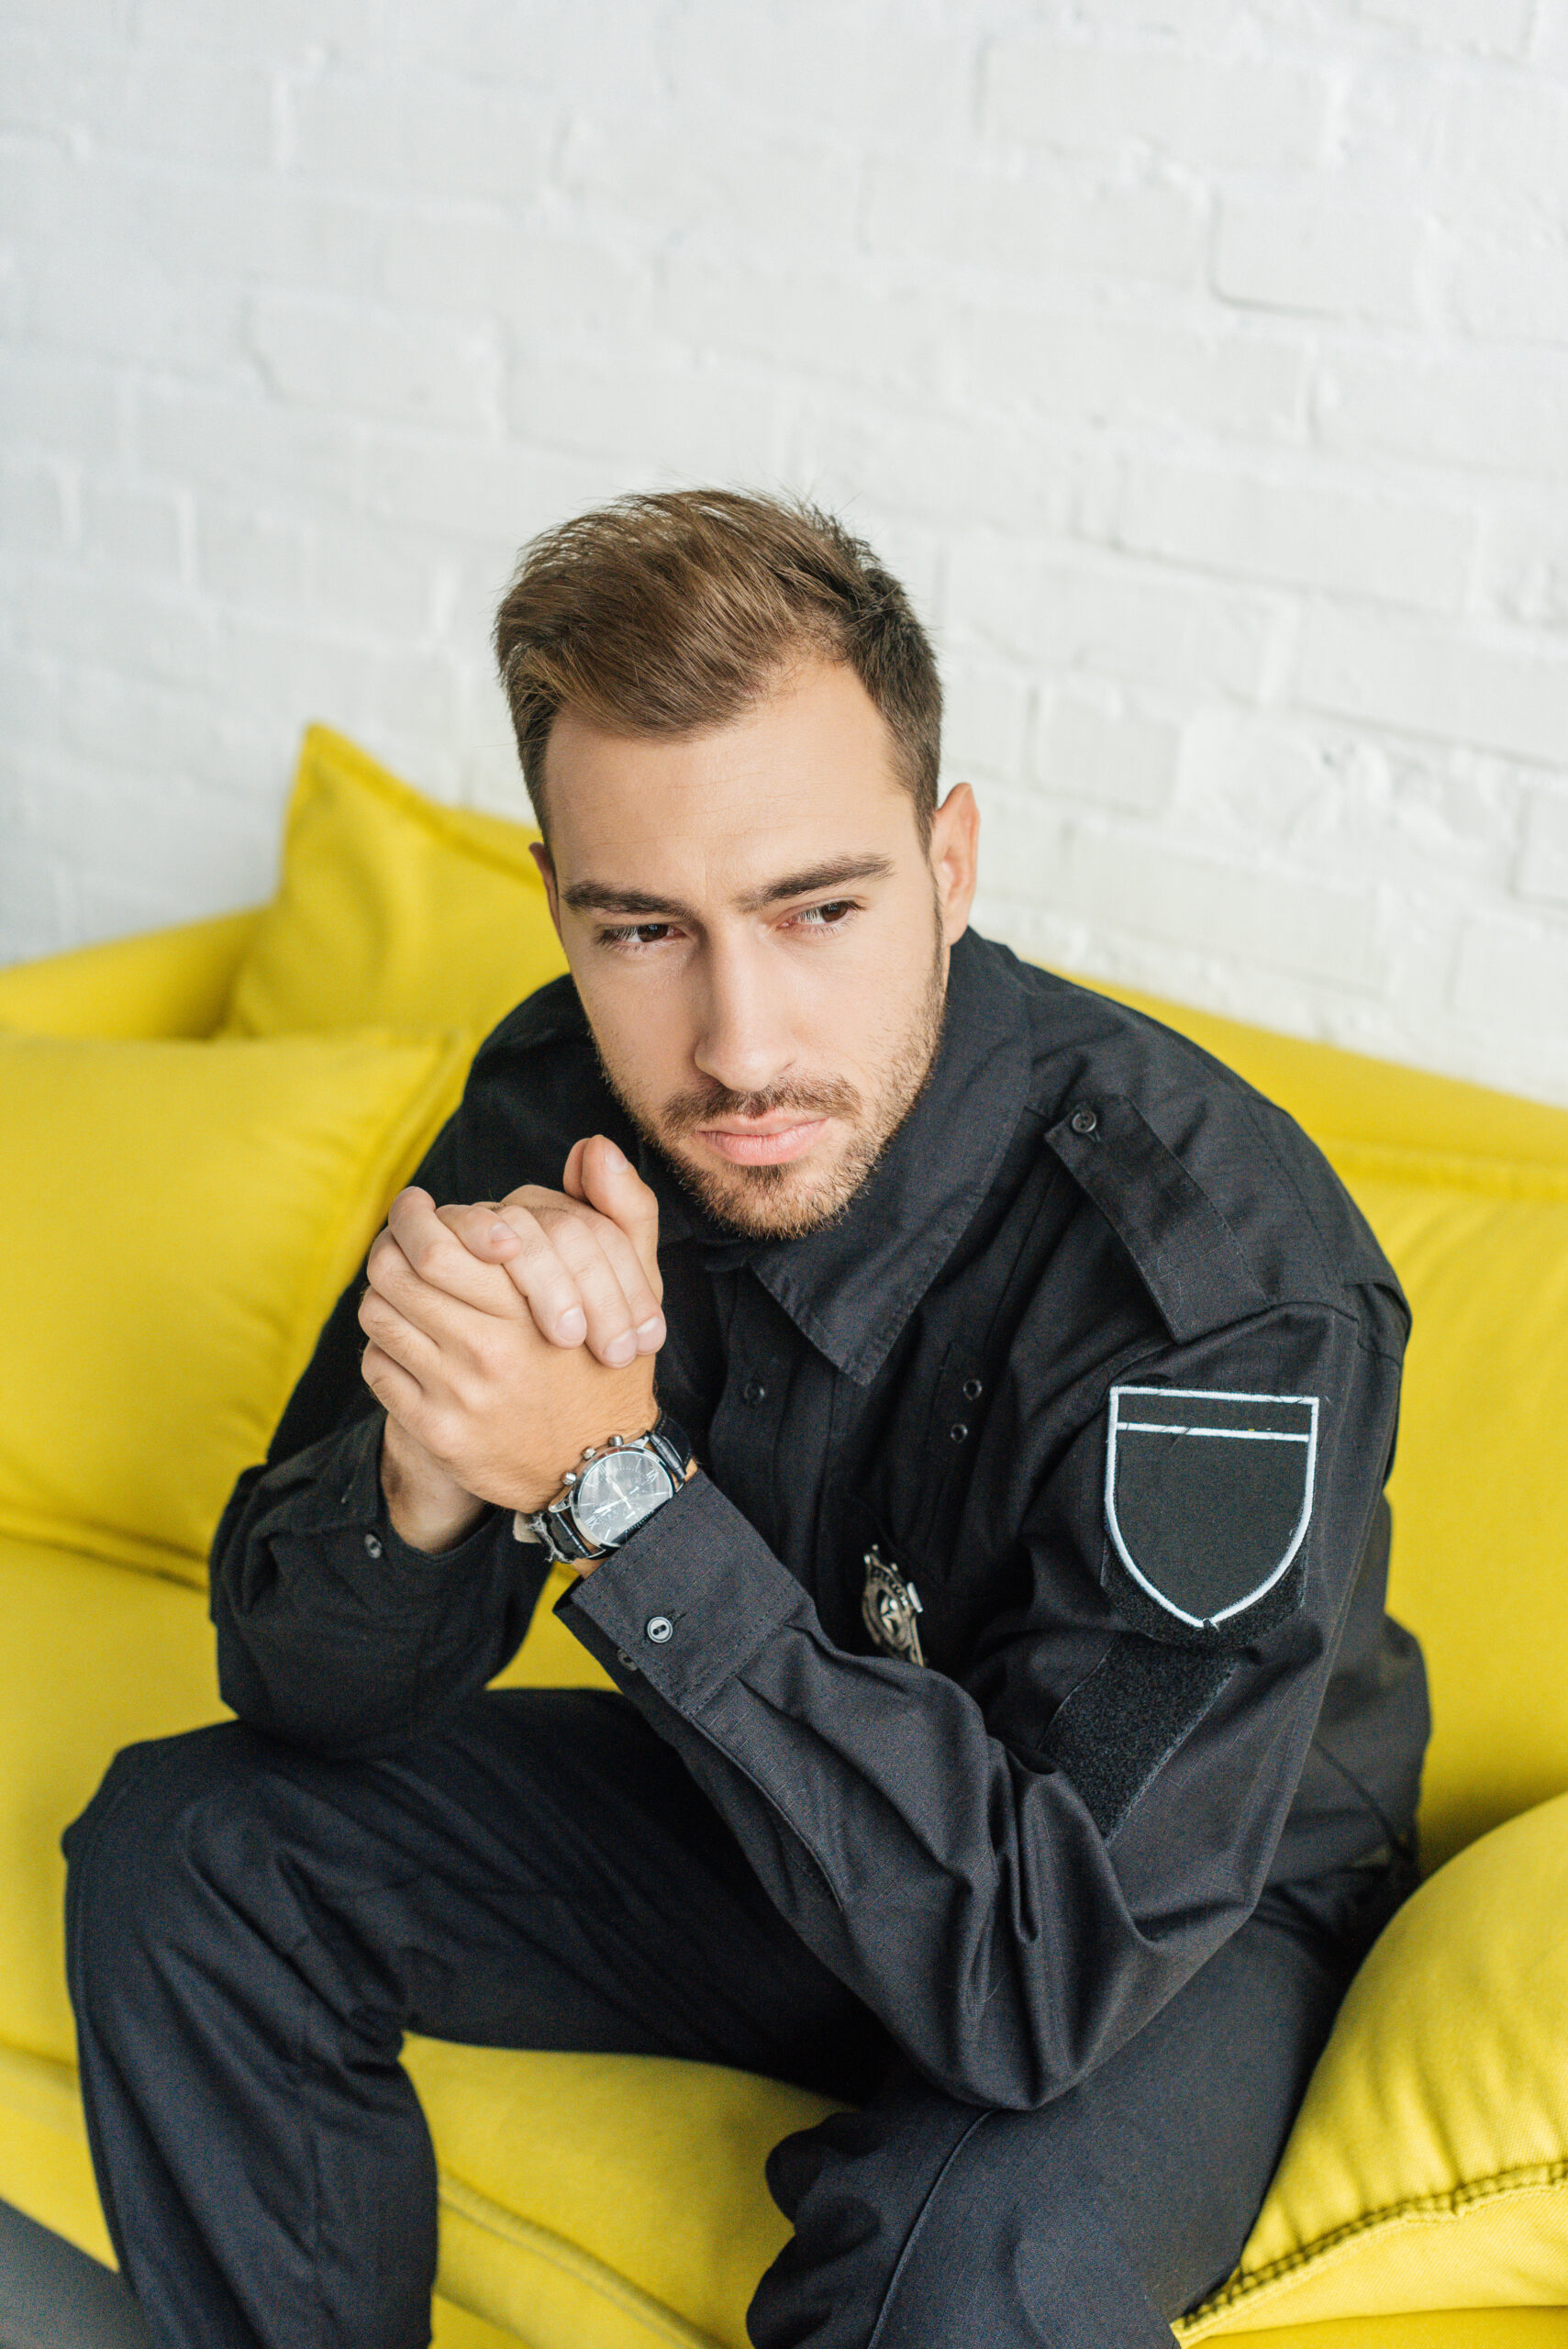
1105,1386,1318,1631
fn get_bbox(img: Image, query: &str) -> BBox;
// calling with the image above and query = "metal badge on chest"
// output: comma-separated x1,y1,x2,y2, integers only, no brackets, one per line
862,1544,925,1666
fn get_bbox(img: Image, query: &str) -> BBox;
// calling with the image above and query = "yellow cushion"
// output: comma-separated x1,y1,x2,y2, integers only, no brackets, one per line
0,908,261,1041
0,1029,469,1579
1183,1793,1568,2336
220,725,566,1042
1324,1163,1568,1872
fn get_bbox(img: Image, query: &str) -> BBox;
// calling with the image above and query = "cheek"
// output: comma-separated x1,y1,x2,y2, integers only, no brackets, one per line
574,968,695,1108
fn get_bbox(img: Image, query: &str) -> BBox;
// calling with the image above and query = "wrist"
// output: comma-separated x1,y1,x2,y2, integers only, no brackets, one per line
518,1414,692,1570
379,1417,485,1554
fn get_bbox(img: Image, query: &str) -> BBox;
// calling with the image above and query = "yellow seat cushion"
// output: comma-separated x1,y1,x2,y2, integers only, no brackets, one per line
220,725,566,1042
1184,1793,1568,2336
0,1029,469,1579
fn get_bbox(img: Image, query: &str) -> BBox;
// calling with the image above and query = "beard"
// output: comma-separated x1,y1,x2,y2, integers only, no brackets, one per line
597,911,949,1241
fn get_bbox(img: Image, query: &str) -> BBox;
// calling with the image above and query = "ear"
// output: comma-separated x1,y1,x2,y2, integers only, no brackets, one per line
929,782,979,945
530,841,562,941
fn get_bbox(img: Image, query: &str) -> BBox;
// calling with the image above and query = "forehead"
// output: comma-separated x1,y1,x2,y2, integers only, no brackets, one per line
541,660,917,895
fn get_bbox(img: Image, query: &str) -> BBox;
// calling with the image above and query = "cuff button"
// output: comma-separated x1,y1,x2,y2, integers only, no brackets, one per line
645,1614,674,1643
363,1533,384,1559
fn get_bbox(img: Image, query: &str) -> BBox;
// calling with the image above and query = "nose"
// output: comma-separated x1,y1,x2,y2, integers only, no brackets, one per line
692,930,795,1098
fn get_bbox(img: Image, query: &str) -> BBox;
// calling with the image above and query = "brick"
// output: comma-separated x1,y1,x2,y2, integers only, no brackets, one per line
284,72,555,206
1358,0,1534,50
941,668,1033,785
1112,459,1474,610
361,432,620,541
949,540,1277,700
1450,242,1568,346
1034,689,1179,816
956,309,1307,441
1297,605,1568,767
11,745,277,907
0,830,73,962
0,458,70,555
1318,350,1568,476
197,504,311,610
506,350,792,484
80,481,185,579
790,398,1077,535
136,0,384,45
660,255,946,396
309,514,439,637
1214,196,1429,327
1439,77,1568,206
410,0,663,110
1453,918,1568,1031
983,40,1329,173
384,221,644,338
1054,823,1384,990
557,117,862,261
662,0,967,147
249,293,499,429
1518,788,1568,907
12,568,219,688
0,348,121,459
212,613,458,745
1475,491,1568,628
864,157,1205,288
134,386,361,507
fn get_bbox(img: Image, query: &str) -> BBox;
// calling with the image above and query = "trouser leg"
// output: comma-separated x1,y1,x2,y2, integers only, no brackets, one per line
64,1690,890,2349
749,1895,1363,2349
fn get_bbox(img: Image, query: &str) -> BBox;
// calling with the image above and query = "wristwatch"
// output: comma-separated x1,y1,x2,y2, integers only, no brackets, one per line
515,1413,692,1565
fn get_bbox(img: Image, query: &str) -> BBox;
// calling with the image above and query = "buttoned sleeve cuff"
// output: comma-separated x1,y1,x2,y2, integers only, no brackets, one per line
554,1471,809,1712
270,1408,506,1586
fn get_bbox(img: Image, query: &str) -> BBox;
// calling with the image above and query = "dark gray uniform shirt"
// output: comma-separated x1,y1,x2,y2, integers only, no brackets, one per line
212,931,1429,2112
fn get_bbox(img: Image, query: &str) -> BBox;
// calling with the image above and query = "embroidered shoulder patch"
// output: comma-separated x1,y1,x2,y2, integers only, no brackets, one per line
1104,1386,1318,1638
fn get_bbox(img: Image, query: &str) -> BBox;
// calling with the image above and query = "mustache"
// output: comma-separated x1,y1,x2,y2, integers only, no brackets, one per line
659,1076,862,1140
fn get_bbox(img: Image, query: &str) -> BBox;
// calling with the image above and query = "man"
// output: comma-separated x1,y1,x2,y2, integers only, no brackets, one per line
65,491,1429,2348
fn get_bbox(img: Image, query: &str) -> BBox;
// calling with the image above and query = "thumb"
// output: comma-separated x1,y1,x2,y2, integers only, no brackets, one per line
574,1134,661,1277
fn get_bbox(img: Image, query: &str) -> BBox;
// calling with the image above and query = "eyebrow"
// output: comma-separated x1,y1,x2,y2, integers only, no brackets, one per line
562,854,896,922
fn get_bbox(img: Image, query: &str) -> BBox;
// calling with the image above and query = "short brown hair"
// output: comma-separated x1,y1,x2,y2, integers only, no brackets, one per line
493,488,942,842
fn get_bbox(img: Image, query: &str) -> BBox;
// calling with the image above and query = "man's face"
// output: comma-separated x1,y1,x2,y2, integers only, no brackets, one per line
534,660,980,1239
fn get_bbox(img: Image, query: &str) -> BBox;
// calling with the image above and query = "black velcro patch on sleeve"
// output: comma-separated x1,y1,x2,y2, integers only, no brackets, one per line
1043,1638,1240,1842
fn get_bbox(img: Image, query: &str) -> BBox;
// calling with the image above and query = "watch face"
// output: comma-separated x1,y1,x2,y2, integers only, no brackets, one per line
573,1447,676,1550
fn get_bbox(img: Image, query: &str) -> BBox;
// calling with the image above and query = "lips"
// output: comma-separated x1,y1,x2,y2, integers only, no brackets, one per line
698,1119,828,1166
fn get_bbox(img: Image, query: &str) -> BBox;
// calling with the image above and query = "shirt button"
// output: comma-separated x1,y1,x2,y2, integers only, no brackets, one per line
645,1615,674,1643
962,1377,984,1401
616,1649,640,1673
949,1421,969,1444
742,1377,768,1407
1070,1105,1098,1136
363,1533,383,1559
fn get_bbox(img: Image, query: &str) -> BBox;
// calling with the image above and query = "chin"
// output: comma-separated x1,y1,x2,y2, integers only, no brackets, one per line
674,1144,867,1241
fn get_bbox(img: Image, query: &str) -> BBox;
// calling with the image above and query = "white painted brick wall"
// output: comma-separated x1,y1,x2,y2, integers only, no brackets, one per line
4,0,1568,1105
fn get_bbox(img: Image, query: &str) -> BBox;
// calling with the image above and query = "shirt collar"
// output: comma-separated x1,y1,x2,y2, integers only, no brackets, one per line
642,930,1034,1385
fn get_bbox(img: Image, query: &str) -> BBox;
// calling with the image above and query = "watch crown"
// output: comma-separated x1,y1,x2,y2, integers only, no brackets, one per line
582,1446,596,1461
608,1432,626,1448
562,1470,578,1487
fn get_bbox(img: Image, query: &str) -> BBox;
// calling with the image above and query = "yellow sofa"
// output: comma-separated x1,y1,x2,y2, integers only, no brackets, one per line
3,726,1567,2349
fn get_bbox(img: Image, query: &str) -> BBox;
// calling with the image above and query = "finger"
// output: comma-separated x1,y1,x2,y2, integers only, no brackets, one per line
436,1199,526,1267
548,1206,664,1354
360,1339,426,1425
462,1208,596,1348
386,1189,522,1314
358,1284,442,1377
544,1215,657,1367
571,1136,662,1286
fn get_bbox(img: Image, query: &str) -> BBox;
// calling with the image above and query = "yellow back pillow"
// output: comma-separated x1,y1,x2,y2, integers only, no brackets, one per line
221,726,567,1041
0,1030,470,1582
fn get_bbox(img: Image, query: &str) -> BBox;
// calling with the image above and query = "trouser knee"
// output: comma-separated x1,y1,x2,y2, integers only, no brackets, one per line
751,2077,1171,2349
65,1721,291,2017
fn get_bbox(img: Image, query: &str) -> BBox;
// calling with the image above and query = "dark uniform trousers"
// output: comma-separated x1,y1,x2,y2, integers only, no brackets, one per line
65,1685,1401,2349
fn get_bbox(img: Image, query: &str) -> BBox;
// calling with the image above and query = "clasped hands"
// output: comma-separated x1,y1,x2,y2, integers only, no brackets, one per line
358,1135,665,1558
